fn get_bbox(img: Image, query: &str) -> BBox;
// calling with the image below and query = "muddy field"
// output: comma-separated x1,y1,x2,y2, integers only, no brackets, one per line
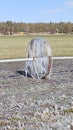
0,59,73,130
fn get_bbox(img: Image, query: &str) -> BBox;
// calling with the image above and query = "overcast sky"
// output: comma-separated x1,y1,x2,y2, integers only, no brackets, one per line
0,0,73,23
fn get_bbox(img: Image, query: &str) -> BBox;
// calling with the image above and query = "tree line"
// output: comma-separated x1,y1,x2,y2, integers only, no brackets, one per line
0,21,73,35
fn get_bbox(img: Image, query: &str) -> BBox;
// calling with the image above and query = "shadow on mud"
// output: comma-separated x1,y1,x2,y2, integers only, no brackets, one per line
17,70,32,78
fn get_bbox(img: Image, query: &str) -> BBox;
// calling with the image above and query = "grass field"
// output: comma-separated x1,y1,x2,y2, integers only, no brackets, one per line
0,34,73,59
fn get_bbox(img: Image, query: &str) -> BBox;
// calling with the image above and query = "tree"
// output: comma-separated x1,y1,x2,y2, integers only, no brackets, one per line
0,21,73,35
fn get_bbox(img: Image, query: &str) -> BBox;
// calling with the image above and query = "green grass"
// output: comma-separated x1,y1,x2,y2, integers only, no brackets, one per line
0,34,73,59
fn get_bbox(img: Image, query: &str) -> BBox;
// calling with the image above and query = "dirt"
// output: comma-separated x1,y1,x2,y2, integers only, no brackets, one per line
0,59,73,130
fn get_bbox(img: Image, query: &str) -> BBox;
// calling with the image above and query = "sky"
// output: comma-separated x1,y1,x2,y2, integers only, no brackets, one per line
0,0,73,23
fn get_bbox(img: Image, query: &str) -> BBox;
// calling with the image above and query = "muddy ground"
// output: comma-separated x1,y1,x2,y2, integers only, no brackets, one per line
0,59,73,130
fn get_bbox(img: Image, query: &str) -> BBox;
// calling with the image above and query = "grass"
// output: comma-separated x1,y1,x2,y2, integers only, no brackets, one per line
64,107,73,114
0,34,73,59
